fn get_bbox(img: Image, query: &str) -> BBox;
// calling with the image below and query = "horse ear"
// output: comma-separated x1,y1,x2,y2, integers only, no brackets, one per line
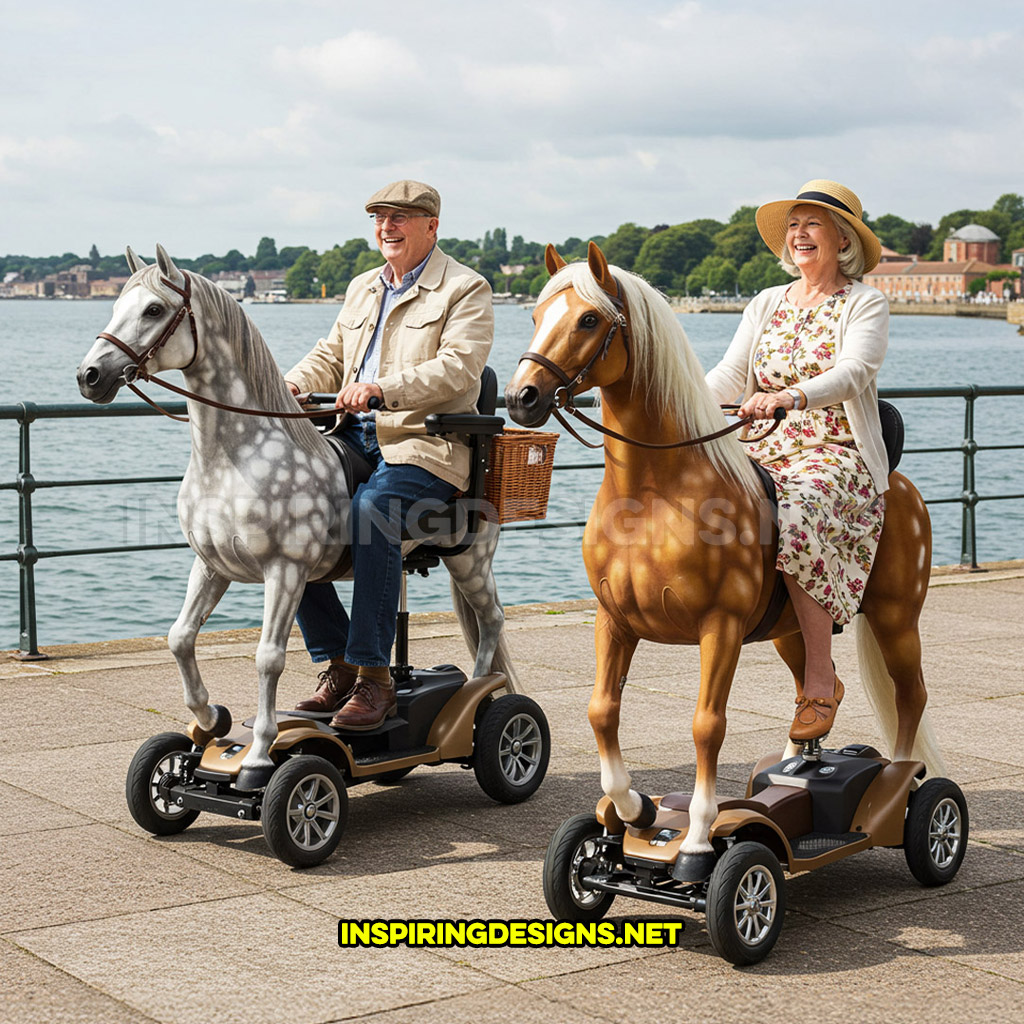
155,243,185,287
545,244,567,276
125,246,147,273
587,241,617,297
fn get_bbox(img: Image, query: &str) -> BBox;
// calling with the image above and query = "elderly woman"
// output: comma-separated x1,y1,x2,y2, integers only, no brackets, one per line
706,179,888,743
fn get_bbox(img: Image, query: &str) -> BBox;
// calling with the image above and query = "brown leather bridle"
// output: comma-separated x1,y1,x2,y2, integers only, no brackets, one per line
516,279,782,450
94,271,348,424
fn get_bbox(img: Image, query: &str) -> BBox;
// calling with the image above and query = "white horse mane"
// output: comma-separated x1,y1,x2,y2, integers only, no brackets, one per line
132,266,328,460
539,263,759,496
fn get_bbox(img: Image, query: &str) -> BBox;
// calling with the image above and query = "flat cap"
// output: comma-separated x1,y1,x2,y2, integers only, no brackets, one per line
365,180,441,217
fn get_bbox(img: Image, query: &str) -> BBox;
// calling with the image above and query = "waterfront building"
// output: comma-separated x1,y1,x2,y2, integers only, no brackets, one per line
943,223,1001,264
866,223,1022,302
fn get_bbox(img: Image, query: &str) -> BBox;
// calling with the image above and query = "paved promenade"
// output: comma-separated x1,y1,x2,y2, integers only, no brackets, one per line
3,566,1024,1024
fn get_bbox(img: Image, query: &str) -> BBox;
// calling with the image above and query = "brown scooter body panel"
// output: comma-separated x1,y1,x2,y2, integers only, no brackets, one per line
850,759,925,847
428,673,508,759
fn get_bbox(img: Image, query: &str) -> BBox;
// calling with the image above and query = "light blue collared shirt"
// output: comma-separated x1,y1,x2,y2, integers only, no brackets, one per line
357,247,435,385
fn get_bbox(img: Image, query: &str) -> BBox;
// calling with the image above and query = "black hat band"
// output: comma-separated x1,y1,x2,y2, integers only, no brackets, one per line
795,190,857,218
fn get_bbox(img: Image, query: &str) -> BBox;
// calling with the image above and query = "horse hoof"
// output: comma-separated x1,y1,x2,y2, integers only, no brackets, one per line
671,851,718,883
627,794,658,829
189,705,233,746
209,704,232,738
235,765,275,791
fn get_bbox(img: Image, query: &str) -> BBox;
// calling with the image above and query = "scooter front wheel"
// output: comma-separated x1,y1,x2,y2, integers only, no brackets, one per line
705,841,785,965
261,756,348,867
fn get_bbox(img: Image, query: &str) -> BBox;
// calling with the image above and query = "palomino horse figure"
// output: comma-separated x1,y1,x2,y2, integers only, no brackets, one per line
506,242,942,862
78,245,515,787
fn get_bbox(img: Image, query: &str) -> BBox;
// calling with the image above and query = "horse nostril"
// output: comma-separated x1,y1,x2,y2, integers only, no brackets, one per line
518,385,540,410
83,366,100,387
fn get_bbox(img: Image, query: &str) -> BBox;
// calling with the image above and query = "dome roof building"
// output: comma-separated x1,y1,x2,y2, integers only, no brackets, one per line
944,223,1001,263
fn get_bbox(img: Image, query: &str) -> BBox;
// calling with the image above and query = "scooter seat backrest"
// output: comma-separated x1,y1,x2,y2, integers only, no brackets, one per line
878,399,904,474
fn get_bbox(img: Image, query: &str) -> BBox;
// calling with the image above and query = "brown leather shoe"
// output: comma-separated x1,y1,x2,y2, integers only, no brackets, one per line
294,663,358,714
789,676,845,742
329,674,397,731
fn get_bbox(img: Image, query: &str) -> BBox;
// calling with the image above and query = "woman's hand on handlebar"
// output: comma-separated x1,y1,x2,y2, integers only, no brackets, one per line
334,382,384,413
738,390,796,421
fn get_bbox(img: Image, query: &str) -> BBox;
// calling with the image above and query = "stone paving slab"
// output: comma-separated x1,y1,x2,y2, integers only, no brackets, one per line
2,571,1024,1023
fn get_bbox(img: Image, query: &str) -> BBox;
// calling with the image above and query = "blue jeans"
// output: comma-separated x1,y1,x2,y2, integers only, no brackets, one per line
295,420,456,666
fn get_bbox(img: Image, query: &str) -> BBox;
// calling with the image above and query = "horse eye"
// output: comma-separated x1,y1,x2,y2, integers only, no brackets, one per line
144,304,163,317
579,313,599,330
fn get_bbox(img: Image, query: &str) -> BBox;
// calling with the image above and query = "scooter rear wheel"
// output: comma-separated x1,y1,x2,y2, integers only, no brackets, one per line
904,778,968,886
473,695,549,803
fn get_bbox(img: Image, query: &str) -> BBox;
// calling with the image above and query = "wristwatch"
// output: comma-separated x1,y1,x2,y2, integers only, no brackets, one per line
784,388,806,410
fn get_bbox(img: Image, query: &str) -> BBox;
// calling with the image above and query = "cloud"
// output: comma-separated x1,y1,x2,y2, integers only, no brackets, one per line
1,0,1022,254
272,32,423,93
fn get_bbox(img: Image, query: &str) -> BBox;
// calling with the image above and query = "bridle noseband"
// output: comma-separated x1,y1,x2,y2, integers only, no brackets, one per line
518,283,630,413
516,278,782,451
98,272,199,385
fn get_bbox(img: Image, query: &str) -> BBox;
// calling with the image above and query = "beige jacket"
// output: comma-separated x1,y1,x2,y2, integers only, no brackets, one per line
705,280,890,494
285,247,494,489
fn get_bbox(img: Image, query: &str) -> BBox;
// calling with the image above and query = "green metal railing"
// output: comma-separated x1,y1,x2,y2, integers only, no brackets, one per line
4,386,1024,659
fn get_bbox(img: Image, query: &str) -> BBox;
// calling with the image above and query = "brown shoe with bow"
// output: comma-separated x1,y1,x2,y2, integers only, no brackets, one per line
294,662,358,714
789,676,845,742
329,670,397,731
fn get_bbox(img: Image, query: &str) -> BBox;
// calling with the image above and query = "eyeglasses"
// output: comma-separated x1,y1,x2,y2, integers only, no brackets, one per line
369,212,432,226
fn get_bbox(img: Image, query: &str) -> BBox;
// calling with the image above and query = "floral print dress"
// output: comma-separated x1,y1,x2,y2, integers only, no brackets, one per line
746,283,884,624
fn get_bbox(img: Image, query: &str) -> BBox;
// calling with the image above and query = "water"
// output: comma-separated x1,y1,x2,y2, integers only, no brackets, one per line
2,300,1022,648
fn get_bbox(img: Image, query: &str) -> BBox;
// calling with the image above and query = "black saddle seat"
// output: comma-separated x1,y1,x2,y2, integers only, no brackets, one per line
314,367,503,577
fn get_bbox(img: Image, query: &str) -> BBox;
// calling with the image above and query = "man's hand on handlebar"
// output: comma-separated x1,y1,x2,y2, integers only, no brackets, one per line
334,383,384,413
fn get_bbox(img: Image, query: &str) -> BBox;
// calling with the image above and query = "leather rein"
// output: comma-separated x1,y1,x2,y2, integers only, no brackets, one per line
96,271,339,424
517,283,782,451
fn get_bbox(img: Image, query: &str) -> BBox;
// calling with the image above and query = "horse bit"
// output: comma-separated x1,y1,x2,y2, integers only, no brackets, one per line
516,280,783,451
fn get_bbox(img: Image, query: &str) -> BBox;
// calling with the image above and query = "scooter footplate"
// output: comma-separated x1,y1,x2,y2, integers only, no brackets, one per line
790,832,862,856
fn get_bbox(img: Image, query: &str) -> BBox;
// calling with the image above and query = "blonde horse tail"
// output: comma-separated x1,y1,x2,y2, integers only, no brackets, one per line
855,615,946,777
449,580,521,694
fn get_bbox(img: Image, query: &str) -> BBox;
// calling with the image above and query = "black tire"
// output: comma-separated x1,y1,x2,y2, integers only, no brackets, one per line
375,766,415,785
543,813,615,922
904,778,968,886
705,842,786,966
473,694,550,803
261,756,347,867
125,733,201,836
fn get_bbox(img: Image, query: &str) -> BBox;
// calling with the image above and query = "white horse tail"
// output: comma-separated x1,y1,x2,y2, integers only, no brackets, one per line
855,615,946,776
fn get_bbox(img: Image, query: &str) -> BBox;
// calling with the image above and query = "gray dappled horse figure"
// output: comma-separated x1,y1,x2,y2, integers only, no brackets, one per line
77,245,515,784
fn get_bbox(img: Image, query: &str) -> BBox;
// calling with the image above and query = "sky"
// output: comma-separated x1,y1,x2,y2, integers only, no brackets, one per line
1,0,1022,259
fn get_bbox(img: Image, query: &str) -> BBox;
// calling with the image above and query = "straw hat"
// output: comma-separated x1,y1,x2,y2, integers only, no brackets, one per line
755,179,881,273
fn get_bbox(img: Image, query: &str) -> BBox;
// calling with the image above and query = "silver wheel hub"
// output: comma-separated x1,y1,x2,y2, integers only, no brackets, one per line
285,774,341,852
928,798,962,869
569,837,604,908
733,866,777,946
498,714,542,786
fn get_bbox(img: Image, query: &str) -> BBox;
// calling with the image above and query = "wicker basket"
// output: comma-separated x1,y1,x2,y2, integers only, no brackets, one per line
484,428,560,523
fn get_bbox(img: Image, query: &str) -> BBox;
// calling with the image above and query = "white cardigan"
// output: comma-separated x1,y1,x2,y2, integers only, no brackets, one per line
705,280,891,494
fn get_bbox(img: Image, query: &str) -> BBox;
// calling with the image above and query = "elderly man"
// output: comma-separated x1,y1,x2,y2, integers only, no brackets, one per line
284,180,493,730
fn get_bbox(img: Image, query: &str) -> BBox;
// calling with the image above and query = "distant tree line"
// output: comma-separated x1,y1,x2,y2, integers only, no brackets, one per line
4,194,1022,300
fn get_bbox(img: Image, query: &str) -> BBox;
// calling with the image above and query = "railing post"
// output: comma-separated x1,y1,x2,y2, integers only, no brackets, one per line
959,386,979,570
15,403,47,660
